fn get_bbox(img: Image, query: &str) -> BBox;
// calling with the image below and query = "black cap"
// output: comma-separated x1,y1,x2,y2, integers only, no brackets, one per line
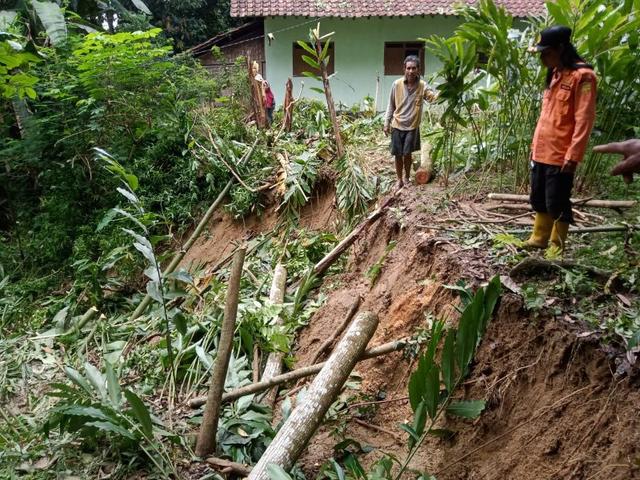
528,25,572,53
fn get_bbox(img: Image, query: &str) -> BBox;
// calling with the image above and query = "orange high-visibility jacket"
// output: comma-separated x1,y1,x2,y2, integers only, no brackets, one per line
531,66,597,166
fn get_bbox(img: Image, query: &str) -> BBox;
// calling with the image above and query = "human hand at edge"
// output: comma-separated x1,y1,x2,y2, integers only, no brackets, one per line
383,125,390,136
594,139,640,184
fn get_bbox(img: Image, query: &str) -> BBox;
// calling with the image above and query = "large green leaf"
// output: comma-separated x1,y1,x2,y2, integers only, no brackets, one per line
60,405,117,423
105,361,121,408
424,364,440,420
441,329,457,393
32,1,67,46
124,390,153,439
84,420,136,439
446,399,486,419
84,362,107,400
411,400,427,447
130,0,151,15
64,367,93,396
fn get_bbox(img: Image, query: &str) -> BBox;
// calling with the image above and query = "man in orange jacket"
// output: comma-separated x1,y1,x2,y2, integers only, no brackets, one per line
526,26,597,251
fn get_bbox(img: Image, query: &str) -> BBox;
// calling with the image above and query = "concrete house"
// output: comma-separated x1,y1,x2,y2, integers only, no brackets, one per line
228,0,545,107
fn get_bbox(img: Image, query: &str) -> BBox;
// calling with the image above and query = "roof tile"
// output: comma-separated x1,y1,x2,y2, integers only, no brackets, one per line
231,0,545,18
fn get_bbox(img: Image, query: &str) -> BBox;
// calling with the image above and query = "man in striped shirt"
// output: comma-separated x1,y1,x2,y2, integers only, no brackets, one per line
383,55,437,189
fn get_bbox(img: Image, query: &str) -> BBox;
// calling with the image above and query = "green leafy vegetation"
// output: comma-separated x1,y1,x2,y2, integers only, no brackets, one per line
424,0,640,190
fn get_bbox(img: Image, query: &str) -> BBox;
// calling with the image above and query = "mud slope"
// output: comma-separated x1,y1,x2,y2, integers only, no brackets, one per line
288,186,640,479
180,182,338,272
189,183,640,479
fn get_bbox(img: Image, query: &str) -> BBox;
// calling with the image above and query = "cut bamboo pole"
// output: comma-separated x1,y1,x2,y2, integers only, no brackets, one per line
188,339,407,408
130,140,258,321
65,306,98,335
258,264,287,407
310,296,361,364
487,193,636,209
311,193,398,279
195,247,246,457
247,312,379,480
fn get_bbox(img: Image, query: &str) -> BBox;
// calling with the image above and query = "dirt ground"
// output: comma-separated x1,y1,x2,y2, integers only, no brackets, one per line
190,174,640,479
289,185,640,479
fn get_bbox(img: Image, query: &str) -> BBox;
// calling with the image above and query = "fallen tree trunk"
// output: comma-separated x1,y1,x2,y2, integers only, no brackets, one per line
130,140,257,321
247,312,379,480
311,193,398,279
258,264,287,407
487,193,636,209
188,338,407,408
195,248,246,457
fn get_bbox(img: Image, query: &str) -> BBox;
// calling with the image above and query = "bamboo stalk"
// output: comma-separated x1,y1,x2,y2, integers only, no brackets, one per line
247,312,379,480
195,247,246,457
130,140,257,321
188,339,407,408
487,193,636,209
65,306,98,335
258,264,288,407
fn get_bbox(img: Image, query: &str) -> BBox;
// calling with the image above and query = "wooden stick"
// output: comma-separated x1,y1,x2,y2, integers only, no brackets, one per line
258,264,287,407
487,193,636,209
205,457,252,476
130,140,257,321
195,247,246,457
353,418,402,442
252,344,260,383
188,339,407,408
247,312,379,480
417,224,639,235
311,192,398,279
510,257,611,282
309,296,361,364
314,36,344,159
283,77,294,132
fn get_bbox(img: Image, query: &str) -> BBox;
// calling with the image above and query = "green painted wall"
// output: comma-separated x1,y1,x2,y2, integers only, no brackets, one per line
263,16,462,109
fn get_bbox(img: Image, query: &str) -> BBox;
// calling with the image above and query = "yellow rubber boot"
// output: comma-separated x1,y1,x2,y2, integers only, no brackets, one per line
525,212,554,249
549,220,570,251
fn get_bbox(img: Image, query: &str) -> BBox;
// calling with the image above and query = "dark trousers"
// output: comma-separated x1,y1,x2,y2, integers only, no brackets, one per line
530,161,574,223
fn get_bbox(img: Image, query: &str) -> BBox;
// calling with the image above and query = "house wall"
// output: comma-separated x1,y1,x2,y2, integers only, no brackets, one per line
263,16,462,109
197,37,265,76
